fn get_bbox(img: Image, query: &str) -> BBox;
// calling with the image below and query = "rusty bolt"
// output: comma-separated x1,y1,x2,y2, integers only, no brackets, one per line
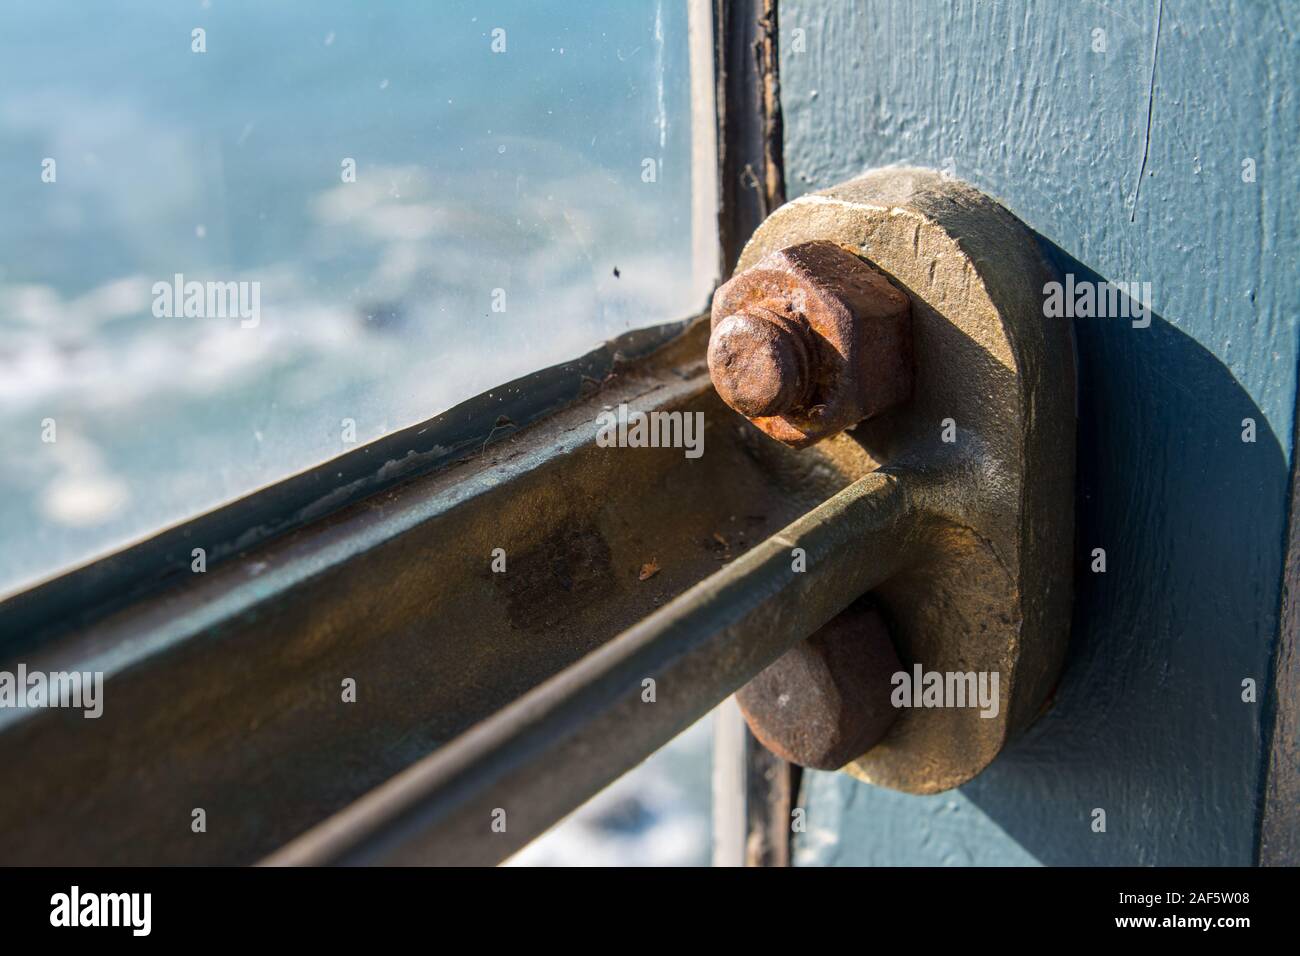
736,601,901,770
707,307,814,419
709,240,912,448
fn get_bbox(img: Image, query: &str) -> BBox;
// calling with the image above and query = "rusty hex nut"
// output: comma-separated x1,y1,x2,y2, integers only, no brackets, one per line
708,240,913,448
736,602,901,771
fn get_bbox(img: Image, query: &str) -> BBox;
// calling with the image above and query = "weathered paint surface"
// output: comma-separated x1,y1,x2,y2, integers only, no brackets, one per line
783,0,1299,865
794,772,1040,866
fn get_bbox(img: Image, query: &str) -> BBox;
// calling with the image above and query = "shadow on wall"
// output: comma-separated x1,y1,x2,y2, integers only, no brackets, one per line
958,237,1288,866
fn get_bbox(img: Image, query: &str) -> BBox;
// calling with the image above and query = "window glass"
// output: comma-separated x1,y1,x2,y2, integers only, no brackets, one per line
0,1,714,594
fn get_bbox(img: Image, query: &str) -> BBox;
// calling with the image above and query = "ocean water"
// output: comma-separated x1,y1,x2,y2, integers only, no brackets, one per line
0,0,710,594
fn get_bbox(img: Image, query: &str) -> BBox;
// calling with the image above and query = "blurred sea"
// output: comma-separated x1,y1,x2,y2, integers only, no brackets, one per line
0,0,709,593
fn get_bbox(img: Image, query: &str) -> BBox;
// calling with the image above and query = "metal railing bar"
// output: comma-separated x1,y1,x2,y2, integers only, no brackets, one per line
264,467,920,866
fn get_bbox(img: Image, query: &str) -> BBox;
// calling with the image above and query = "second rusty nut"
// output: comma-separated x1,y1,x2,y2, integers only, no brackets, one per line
708,240,913,448
736,601,901,771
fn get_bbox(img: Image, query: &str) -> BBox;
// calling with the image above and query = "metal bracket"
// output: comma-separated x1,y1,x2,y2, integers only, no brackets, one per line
731,168,1076,792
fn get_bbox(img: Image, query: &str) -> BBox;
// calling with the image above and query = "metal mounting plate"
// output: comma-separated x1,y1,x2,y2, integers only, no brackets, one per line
736,168,1076,792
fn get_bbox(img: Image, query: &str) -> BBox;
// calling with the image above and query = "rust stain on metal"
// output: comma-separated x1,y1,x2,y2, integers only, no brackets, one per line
757,0,785,215
708,240,913,448
493,526,614,633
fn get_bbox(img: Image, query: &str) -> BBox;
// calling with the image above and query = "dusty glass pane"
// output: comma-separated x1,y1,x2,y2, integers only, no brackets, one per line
0,1,714,595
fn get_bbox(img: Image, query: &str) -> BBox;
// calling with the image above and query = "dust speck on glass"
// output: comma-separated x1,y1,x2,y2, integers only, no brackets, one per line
0,1,712,594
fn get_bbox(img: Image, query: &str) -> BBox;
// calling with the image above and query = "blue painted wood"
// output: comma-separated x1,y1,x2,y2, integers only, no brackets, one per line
782,0,1299,865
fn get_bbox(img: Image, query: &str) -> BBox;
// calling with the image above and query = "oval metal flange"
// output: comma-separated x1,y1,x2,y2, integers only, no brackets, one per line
735,168,1076,793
